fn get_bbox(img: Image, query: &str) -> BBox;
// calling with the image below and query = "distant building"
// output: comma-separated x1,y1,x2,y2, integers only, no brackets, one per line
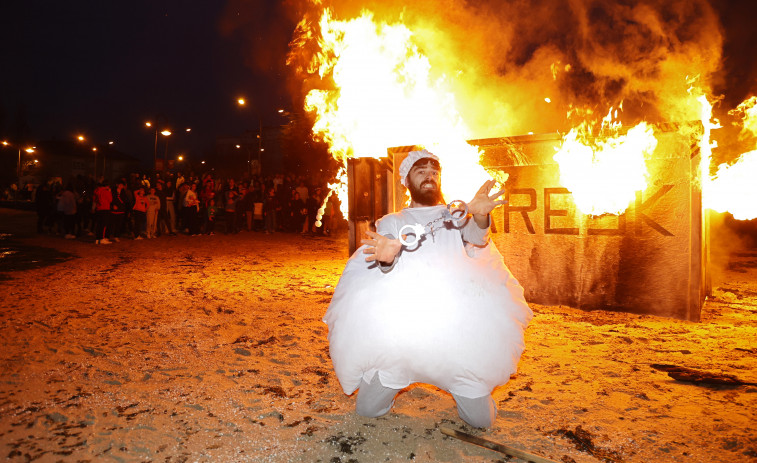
14,139,142,187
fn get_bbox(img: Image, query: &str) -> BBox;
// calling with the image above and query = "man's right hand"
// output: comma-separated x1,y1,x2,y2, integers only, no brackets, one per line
361,230,402,264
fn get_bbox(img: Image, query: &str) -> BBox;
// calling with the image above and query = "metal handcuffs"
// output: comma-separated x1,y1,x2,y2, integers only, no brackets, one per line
398,200,468,246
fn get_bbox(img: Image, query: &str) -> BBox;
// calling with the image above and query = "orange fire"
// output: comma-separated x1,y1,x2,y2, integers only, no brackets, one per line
297,8,501,219
553,107,657,216
730,96,757,139
704,95,757,220
290,5,752,223
707,150,757,220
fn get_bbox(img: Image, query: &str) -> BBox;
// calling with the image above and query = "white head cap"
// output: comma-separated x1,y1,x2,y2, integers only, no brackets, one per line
399,149,440,187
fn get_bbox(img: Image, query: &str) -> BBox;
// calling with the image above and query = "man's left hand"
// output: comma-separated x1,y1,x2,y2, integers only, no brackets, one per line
467,180,506,228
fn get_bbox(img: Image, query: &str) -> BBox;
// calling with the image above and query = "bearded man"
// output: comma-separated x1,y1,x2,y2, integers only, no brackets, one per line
324,149,532,428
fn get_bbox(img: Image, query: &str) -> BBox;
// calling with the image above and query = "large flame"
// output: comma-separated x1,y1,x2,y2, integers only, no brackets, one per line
729,96,757,139
707,150,757,220
692,88,719,194
298,9,498,219
553,107,657,216
704,94,757,220
288,4,753,223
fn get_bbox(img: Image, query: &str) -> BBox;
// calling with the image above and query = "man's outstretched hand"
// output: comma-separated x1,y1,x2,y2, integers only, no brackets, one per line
362,230,402,264
467,180,506,228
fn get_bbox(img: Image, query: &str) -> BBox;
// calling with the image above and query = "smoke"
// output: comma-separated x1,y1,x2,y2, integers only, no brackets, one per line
287,0,730,137
710,0,757,110
218,0,300,72
217,0,304,111
708,211,757,286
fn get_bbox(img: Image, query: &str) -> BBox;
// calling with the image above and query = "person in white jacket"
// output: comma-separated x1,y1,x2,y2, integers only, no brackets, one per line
145,187,161,239
324,149,532,428
183,182,200,235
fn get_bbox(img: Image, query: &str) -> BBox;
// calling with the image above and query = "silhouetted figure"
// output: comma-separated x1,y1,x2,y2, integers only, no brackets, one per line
35,182,54,234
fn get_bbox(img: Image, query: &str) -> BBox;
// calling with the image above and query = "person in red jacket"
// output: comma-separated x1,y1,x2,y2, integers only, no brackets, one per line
132,186,148,240
92,180,112,244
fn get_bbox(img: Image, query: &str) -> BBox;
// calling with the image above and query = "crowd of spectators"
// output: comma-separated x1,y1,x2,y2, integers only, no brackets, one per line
11,171,343,244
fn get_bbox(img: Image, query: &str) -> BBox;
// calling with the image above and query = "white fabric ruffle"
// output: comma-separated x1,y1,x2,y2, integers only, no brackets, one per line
324,206,532,398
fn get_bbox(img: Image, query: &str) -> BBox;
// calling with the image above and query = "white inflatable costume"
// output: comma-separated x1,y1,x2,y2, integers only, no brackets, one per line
325,165,533,399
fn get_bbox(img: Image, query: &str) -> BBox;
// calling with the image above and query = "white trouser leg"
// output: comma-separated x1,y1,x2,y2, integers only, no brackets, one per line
453,393,497,428
355,372,400,418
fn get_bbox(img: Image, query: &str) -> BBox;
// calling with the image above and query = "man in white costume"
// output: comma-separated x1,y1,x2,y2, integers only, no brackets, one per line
324,149,532,428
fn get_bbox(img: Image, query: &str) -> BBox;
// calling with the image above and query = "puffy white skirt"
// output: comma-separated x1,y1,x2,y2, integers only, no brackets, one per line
324,242,532,398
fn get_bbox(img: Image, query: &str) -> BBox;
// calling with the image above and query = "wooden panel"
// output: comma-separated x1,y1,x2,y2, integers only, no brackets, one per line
365,127,708,320
483,129,706,321
347,157,393,255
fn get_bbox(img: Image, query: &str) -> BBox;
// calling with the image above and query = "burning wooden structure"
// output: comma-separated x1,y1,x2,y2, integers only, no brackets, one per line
346,124,709,321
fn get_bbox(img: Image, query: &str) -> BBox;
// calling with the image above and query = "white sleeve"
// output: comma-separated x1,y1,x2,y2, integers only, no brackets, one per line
460,214,490,247
375,214,401,273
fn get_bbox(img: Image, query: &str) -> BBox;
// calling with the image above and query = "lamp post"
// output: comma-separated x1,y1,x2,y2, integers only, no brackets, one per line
257,120,262,176
92,147,98,178
147,120,190,172
15,144,35,197
161,130,172,166
3,141,24,199
145,121,159,170
146,118,170,171
77,135,114,179
2,142,15,189
237,97,264,177
162,128,192,170
77,135,97,178
104,140,114,179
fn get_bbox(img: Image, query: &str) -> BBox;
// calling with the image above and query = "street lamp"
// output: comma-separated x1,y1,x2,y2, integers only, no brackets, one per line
146,119,172,170
12,144,35,196
77,135,97,178
237,98,263,176
160,130,173,169
103,141,115,178
146,119,191,171
146,121,158,169
77,135,114,179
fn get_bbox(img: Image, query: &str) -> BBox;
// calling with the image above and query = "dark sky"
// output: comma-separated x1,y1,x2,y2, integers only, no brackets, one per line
712,0,757,107
0,0,295,165
1,0,754,169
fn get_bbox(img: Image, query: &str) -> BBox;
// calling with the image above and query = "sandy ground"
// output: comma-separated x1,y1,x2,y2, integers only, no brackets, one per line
0,207,755,463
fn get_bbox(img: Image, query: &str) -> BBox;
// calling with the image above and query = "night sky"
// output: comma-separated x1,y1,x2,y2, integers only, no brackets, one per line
0,0,296,166
1,0,755,170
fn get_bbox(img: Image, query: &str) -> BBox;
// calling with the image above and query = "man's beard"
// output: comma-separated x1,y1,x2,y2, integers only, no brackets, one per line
408,180,443,206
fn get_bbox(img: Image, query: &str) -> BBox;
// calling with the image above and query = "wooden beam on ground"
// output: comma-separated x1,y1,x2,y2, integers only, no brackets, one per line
440,427,559,463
